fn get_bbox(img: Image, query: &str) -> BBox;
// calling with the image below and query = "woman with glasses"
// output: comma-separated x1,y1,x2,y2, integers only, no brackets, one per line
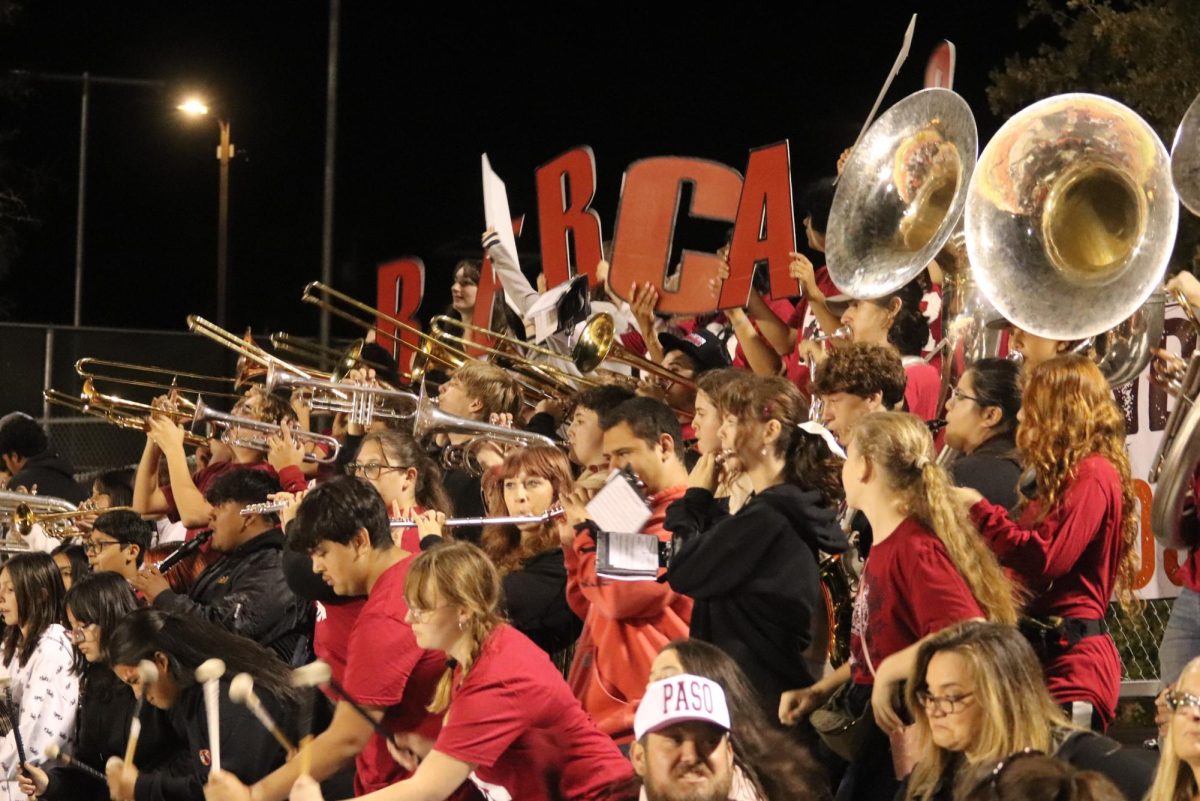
278,542,632,801
954,355,1139,731
104,608,299,801
19,573,183,801
899,621,1149,801
942,358,1023,512
779,412,1018,801
0,552,79,799
1146,654,1200,801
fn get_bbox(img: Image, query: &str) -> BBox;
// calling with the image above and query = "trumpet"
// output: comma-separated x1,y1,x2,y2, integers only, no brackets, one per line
12,504,136,538
412,380,556,474
43,389,210,448
191,399,342,464
264,364,418,427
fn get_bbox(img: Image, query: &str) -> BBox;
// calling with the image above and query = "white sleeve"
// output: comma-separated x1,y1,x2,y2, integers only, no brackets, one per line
0,630,79,781
486,238,540,317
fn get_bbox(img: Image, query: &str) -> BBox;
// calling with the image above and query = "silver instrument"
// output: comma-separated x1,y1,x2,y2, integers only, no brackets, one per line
805,326,851,422
964,93,1178,342
0,491,77,544
1150,353,1200,550
826,88,978,298
1173,90,1200,216
241,500,565,530
191,399,341,464
264,364,419,428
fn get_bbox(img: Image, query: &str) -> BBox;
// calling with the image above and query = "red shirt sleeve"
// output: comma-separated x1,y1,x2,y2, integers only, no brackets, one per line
433,668,524,768
970,462,1117,584
904,542,984,637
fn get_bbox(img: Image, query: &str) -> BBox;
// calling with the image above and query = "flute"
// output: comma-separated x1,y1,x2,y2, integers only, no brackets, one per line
241,501,565,529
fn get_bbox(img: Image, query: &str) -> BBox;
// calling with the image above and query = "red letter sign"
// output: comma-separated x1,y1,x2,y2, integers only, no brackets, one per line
609,157,743,315
375,258,426,375
720,141,797,306
537,146,604,290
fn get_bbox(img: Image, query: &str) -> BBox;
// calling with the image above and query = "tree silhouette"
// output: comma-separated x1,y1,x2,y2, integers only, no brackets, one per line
988,0,1200,272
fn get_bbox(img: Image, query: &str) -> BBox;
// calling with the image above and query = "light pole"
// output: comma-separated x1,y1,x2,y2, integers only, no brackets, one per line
178,98,233,328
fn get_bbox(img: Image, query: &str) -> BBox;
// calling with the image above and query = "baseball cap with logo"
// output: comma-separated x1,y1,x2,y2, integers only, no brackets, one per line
658,329,731,375
634,674,732,740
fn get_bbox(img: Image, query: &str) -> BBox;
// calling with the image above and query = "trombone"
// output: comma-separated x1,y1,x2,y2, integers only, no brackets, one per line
187,315,321,383
574,313,697,391
270,333,400,379
264,363,419,427
43,389,210,448
74,357,243,401
191,398,341,464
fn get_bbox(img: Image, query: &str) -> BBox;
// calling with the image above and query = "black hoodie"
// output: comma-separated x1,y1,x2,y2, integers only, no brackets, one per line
663,484,849,706
7,451,88,504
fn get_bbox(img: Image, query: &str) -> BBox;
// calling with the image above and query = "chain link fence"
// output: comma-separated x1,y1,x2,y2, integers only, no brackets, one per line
45,417,144,480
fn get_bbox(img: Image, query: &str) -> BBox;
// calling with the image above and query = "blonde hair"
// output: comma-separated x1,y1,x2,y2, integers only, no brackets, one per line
1017,354,1140,615
451,362,523,420
903,621,1077,800
849,412,1020,626
1146,656,1200,801
404,542,504,713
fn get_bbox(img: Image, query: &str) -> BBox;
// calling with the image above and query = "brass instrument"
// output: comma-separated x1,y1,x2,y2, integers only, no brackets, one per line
805,326,851,422
264,363,419,427
827,88,978,298
43,389,209,448
12,503,136,538
74,357,242,401
0,491,78,545
817,553,856,668
270,333,399,379
187,315,321,382
964,93,1178,342
1173,90,1200,216
191,398,342,464
1150,353,1200,549
411,380,556,475
300,282,462,381
574,313,697,391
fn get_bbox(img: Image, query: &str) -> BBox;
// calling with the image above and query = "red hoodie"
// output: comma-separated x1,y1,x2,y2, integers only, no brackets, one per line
564,485,693,744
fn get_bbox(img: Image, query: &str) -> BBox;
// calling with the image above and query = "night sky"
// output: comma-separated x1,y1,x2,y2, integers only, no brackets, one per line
0,1,1043,336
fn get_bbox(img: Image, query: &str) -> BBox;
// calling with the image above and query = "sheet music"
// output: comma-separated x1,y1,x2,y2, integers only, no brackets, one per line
482,153,521,276
597,531,661,581
586,469,652,533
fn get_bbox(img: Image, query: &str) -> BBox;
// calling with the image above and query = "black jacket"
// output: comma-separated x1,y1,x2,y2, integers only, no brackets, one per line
154,529,310,662
950,435,1023,513
42,665,187,801
663,485,849,704
502,548,582,655
7,451,87,504
132,678,296,801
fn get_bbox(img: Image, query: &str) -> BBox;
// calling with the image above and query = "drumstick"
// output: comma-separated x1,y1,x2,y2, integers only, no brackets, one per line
45,744,106,781
195,658,226,774
325,677,395,742
290,661,332,777
229,673,296,752
123,660,159,768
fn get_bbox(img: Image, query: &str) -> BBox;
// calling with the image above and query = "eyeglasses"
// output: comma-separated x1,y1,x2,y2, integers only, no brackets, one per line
68,623,98,644
951,388,983,405
1167,689,1200,714
346,462,406,481
83,539,124,556
407,605,448,623
915,689,976,715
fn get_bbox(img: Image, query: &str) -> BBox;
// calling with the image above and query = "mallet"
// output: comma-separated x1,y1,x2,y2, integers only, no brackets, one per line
290,661,332,777
123,660,159,769
229,672,296,753
195,658,226,774
45,744,106,782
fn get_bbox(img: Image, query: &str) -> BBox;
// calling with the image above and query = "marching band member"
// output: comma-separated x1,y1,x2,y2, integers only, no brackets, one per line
19,573,184,801
223,477,444,801
690,368,753,512
663,374,848,707
50,544,89,590
811,343,908,446
132,470,309,662
107,608,298,801
942,357,1024,512
1147,654,1200,801
780,412,1018,801
955,354,1139,730
479,445,582,654
281,541,633,801
565,385,636,491
559,397,693,745
348,431,455,548
84,510,154,585
0,553,80,801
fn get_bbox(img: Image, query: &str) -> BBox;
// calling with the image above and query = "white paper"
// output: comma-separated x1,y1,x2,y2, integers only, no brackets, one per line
586,470,652,534
526,280,572,343
597,531,661,582
482,153,521,276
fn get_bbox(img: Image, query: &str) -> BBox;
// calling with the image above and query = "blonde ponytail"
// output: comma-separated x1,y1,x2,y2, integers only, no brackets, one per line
851,412,1021,626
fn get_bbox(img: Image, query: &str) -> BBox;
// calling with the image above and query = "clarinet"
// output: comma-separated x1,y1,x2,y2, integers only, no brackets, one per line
157,530,214,573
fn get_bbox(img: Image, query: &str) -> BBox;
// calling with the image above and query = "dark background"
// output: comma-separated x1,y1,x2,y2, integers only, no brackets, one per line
0,2,1045,335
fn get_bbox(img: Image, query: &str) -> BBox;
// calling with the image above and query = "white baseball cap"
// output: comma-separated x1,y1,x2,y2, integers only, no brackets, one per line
634,674,732,740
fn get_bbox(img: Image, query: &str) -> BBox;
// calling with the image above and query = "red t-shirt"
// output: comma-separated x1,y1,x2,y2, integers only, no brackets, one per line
435,624,633,801
902,359,941,422
969,453,1124,725
313,598,366,692
849,517,983,686
342,556,445,795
